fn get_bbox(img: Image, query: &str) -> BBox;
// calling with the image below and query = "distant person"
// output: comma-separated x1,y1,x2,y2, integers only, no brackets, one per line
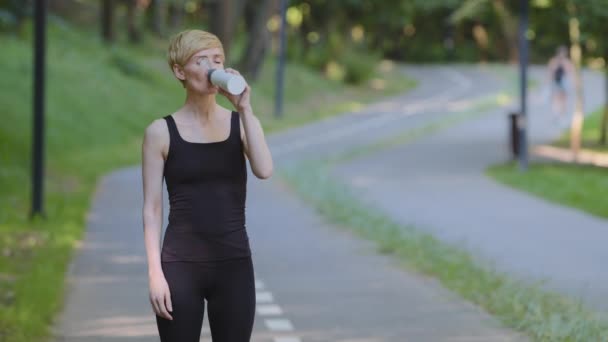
141,29,273,342
547,45,574,121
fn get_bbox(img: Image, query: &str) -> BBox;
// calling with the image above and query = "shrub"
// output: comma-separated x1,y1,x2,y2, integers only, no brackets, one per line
339,46,380,85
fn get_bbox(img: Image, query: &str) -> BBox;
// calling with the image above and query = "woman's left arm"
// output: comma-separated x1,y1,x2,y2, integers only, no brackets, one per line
239,107,273,179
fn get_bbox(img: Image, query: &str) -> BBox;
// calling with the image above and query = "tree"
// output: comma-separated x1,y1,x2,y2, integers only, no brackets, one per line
147,0,165,36
602,51,608,145
166,0,184,29
0,0,30,33
568,0,608,147
207,0,246,59
125,0,142,43
101,0,115,43
449,0,519,62
579,0,608,145
238,0,275,80
566,1,584,156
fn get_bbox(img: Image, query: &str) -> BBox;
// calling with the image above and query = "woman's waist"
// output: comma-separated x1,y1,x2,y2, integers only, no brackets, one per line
161,229,251,262
165,219,246,235
168,207,244,224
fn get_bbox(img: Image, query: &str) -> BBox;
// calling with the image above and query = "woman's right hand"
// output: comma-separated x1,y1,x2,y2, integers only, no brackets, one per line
149,273,173,320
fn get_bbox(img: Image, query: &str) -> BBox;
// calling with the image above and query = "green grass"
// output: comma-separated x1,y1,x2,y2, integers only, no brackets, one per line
279,161,608,341
487,108,608,221
488,162,608,219
553,108,608,153
0,21,415,341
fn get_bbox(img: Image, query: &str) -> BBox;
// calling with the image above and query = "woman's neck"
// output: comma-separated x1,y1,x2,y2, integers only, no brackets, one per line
183,91,218,123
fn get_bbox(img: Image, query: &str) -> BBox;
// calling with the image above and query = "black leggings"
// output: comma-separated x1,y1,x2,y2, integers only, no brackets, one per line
156,257,256,342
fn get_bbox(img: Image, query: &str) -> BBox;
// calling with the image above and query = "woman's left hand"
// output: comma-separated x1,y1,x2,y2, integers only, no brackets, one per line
218,68,252,113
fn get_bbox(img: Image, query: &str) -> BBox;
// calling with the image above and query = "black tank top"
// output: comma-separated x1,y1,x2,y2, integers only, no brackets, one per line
554,64,565,83
161,111,251,262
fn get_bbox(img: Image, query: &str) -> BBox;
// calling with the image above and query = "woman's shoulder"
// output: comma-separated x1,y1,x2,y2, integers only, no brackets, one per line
144,116,172,142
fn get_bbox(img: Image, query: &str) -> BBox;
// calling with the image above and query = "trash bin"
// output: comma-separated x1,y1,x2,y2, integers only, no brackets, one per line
508,112,519,159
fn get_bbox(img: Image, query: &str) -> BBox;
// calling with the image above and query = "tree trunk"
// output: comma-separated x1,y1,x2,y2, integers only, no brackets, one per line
148,0,164,36
126,0,141,43
207,0,243,59
238,0,275,80
166,0,184,29
101,0,115,43
601,64,608,145
492,0,518,63
568,3,584,157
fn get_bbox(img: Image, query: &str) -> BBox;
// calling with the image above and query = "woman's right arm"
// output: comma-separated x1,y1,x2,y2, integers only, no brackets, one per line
141,119,173,320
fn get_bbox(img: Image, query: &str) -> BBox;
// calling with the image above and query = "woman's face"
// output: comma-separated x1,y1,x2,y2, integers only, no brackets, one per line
177,47,225,94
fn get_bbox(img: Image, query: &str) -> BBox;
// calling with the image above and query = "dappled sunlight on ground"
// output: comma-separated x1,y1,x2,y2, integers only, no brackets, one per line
532,144,608,168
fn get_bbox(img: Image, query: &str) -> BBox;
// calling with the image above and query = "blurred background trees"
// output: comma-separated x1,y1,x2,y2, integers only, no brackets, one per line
1,1,606,71
1,0,606,143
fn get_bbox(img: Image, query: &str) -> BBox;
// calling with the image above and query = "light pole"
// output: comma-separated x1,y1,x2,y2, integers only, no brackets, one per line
31,0,47,218
518,0,529,171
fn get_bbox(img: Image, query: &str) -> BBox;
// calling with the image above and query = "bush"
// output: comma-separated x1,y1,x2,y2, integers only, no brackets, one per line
303,45,332,71
339,47,380,85
0,9,16,30
287,29,379,84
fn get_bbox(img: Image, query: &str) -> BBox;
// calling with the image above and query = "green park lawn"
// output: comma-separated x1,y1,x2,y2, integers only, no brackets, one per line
488,108,608,219
0,23,415,341
553,108,608,153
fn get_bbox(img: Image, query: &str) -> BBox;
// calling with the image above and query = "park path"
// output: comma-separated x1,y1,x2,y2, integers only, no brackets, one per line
52,65,530,341
331,68,608,315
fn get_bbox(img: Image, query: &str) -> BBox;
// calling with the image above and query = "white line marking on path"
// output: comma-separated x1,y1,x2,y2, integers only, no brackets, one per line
256,291,274,303
274,337,302,342
265,318,294,332
257,304,283,315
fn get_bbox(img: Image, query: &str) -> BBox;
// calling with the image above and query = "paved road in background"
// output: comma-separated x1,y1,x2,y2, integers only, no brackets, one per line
332,69,608,315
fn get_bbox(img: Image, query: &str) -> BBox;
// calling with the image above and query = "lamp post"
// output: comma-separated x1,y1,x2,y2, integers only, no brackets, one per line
31,0,47,218
518,0,529,171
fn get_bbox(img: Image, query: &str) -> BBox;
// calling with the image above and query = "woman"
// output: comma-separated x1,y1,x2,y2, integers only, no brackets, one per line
141,29,273,342
547,45,574,121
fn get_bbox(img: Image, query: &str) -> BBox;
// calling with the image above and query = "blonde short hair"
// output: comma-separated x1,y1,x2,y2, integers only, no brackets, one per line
167,29,224,84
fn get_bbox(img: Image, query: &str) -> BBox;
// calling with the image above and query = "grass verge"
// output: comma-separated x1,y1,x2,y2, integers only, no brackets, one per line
0,21,415,341
487,108,608,221
553,108,608,153
487,162,608,219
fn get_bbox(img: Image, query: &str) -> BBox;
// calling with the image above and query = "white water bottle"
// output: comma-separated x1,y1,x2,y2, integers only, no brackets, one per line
208,69,247,95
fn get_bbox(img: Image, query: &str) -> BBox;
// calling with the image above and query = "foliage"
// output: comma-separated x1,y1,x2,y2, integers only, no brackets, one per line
283,0,608,65
339,46,380,85
12,0,608,65
0,0,29,32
